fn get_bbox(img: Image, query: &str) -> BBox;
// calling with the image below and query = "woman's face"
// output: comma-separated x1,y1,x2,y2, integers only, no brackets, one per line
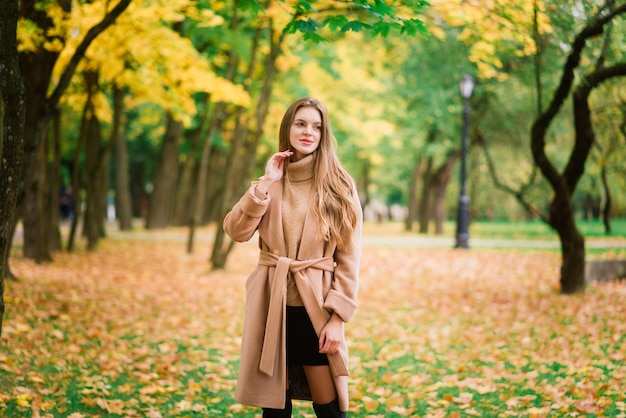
289,106,322,161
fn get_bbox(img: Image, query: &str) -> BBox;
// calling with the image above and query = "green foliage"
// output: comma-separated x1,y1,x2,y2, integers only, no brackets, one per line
323,15,349,32
283,17,323,35
237,0,265,14
400,18,428,35
281,0,430,40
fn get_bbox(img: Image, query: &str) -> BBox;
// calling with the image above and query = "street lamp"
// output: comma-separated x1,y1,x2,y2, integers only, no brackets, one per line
455,74,474,249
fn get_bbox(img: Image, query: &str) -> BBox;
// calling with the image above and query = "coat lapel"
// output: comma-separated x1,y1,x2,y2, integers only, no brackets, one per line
260,181,287,256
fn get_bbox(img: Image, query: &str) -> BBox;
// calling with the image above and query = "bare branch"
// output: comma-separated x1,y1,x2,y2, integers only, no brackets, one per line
478,132,548,222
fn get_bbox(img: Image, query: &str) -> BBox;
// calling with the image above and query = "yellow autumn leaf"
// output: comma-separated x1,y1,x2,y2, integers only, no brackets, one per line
16,393,31,407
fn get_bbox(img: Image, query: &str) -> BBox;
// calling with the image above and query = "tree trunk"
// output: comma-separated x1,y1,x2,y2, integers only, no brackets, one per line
600,167,611,235
210,110,249,268
17,0,67,263
83,70,107,250
47,111,62,252
549,193,586,294
66,97,88,252
203,148,227,224
22,129,51,262
404,158,423,232
146,114,182,229
417,127,437,234
417,158,433,234
433,152,457,235
173,129,199,227
187,102,227,252
1,0,26,334
130,161,147,219
112,85,133,231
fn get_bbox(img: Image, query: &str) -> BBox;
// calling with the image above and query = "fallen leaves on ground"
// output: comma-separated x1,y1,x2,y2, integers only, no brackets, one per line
1,229,625,417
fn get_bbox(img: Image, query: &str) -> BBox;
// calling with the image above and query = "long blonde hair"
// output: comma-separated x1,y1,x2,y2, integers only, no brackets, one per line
278,97,358,249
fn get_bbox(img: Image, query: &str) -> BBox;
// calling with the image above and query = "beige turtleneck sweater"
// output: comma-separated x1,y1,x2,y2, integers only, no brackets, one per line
282,154,315,306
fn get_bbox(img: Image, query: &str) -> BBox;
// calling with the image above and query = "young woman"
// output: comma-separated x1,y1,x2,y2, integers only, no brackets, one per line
223,97,362,417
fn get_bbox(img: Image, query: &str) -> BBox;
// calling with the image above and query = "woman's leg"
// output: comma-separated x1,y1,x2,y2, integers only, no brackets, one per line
303,365,346,417
302,365,336,404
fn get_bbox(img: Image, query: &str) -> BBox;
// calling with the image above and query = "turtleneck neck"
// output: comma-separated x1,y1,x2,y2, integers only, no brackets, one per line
286,153,315,183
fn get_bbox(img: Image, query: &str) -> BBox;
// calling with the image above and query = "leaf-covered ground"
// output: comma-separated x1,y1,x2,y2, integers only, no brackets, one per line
1,226,625,417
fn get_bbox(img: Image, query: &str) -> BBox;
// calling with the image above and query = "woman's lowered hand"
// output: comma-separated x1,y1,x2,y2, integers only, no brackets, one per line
319,313,344,355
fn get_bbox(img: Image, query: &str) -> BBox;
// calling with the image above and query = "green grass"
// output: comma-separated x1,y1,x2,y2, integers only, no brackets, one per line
365,218,626,242
469,218,626,240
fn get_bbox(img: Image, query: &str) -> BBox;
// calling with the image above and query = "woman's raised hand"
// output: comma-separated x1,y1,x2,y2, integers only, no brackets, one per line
261,151,293,183
256,151,293,195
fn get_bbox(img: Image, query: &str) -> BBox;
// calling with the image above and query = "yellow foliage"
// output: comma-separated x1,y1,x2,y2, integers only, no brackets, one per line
270,33,399,170
16,18,44,53
429,0,554,80
275,49,301,73
92,90,113,123
44,0,249,126
192,9,225,28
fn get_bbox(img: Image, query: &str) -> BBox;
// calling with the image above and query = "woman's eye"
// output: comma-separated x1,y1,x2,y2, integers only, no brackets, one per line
315,125,321,130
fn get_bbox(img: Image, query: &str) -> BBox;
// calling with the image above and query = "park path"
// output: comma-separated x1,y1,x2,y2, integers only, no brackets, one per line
103,224,626,250
11,221,626,250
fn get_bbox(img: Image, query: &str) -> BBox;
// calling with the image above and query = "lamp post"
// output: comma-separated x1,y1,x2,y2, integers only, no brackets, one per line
455,74,474,249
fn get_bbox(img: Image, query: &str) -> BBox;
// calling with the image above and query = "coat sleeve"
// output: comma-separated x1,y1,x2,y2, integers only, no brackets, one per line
323,188,362,323
223,182,270,242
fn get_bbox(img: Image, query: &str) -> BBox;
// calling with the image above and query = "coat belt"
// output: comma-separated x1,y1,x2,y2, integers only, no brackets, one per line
257,251,335,376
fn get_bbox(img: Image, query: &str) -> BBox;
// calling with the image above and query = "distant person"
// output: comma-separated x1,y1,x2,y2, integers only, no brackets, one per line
223,97,362,417
59,186,73,222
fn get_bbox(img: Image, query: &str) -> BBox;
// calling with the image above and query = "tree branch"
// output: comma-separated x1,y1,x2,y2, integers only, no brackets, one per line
530,1,626,194
479,132,548,222
46,0,132,110
564,62,626,191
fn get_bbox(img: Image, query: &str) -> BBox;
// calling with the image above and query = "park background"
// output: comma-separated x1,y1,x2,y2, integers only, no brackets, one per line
1,0,626,416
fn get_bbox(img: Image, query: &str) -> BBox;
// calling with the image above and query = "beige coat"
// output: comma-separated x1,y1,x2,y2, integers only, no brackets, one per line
223,180,362,411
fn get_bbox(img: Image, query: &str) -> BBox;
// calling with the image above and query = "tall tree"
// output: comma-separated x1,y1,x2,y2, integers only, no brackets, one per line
82,69,112,249
7,0,132,273
442,0,626,292
111,85,133,231
532,3,626,292
0,0,26,335
146,114,183,229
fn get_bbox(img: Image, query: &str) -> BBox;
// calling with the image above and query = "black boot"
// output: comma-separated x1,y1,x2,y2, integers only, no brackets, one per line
262,391,292,417
313,398,346,418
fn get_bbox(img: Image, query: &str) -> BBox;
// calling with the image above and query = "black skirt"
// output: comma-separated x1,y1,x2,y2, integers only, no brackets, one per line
286,306,329,366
